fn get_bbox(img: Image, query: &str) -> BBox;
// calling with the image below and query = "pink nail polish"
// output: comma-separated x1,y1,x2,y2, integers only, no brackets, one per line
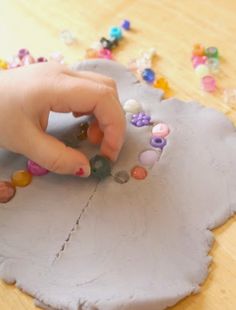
75,168,84,176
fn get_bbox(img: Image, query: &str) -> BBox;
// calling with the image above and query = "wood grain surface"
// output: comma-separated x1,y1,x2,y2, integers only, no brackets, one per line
0,0,236,309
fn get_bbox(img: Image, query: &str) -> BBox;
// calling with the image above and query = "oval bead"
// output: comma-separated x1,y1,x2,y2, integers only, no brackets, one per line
152,123,169,138
0,181,16,203
139,149,161,167
194,64,209,78
123,99,142,114
131,166,148,180
11,170,32,187
27,160,49,176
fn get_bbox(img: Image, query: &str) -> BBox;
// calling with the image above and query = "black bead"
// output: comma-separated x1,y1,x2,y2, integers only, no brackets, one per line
100,37,118,50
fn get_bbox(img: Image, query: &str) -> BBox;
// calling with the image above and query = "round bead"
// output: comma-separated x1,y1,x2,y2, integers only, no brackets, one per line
139,149,160,167
91,41,103,50
114,171,130,184
201,75,216,92
150,136,167,149
90,155,111,179
85,48,99,59
37,57,48,63
192,56,207,68
142,68,155,83
192,44,205,57
27,160,49,176
121,19,130,30
152,123,169,138
194,64,209,78
109,26,122,40
207,57,219,73
0,181,16,203
123,99,142,114
131,112,151,127
0,59,8,70
98,49,112,60
205,46,219,59
153,77,169,92
131,166,148,180
11,170,32,187
18,48,30,60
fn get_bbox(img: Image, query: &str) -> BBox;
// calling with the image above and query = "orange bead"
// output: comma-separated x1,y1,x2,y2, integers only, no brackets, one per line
85,48,99,59
11,170,32,187
0,181,16,203
153,77,169,92
192,44,205,57
131,166,148,180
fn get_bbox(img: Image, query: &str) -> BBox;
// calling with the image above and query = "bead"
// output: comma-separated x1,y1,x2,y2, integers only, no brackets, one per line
60,30,77,45
192,44,205,57
205,46,219,59
8,56,21,69
100,37,118,50
49,51,64,63
153,77,169,92
22,55,35,66
207,57,219,73
0,181,16,203
150,136,167,149
109,26,122,40
194,64,209,78
136,58,152,71
90,155,111,179
131,166,148,180
11,170,32,187
37,57,48,63
18,48,30,60
114,171,130,184
0,59,8,70
98,49,112,60
131,112,151,127
223,88,236,107
201,75,216,92
141,68,155,83
121,19,130,30
77,122,89,141
90,41,103,50
85,48,99,59
139,149,161,167
152,123,169,138
123,99,142,114
27,160,49,176
192,55,207,68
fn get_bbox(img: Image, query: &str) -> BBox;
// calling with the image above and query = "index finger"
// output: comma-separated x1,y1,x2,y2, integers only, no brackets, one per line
50,74,126,160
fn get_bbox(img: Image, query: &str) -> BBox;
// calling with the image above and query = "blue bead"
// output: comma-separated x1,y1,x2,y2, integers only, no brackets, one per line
142,68,155,83
109,26,122,40
121,19,130,30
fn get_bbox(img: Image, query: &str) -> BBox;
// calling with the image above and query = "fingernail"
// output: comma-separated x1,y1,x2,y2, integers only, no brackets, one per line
75,165,90,177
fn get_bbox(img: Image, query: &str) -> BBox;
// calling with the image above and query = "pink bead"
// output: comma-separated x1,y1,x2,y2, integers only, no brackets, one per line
201,75,216,92
192,55,207,68
9,56,22,69
22,55,35,66
152,123,169,138
98,49,112,59
27,160,49,176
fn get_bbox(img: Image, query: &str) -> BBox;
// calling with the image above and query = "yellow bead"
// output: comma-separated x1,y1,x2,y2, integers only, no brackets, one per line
11,170,32,187
0,59,8,70
153,77,169,92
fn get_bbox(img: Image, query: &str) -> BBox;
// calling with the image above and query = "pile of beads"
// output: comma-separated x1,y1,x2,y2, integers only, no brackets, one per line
131,112,151,127
191,44,219,92
85,20,131,60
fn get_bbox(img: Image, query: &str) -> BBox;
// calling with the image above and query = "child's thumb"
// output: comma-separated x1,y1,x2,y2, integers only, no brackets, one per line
24,130,90,176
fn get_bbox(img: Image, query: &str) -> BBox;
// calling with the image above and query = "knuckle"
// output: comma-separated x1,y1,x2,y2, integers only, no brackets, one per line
98,85,114,97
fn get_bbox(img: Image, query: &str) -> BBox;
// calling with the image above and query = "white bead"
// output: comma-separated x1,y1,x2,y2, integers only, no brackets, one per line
91,41,103,50
49,51,64,63
123,99,142,114
60,30,77,45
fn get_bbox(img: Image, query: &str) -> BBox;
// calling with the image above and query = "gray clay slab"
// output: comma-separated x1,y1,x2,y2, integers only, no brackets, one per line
0,59,236,310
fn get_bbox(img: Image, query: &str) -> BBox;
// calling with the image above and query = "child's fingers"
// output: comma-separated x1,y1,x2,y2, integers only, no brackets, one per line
87,120,104,145
51,75,125,161
23,127,90,176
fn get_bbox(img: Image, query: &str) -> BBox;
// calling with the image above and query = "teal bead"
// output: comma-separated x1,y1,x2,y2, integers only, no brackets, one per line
90,155,111,179
109,26,122,40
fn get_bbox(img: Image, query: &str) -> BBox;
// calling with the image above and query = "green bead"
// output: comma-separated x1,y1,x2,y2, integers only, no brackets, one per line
205,47,219,59
90,155,111,179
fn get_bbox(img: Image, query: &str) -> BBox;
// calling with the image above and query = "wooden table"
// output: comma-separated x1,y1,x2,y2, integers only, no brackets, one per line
0,0,236,309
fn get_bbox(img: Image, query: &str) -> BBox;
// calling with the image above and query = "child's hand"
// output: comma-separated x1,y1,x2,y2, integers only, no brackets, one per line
0,62,126,177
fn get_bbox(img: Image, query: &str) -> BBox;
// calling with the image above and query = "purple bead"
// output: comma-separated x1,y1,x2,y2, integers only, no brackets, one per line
27,160,49,176
150,136,167,149
131,112,151,127
18,48,30,60
121,19,130,30
37,57,48,63
136,120,143,127
142,68,155,83
142,119,150,125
